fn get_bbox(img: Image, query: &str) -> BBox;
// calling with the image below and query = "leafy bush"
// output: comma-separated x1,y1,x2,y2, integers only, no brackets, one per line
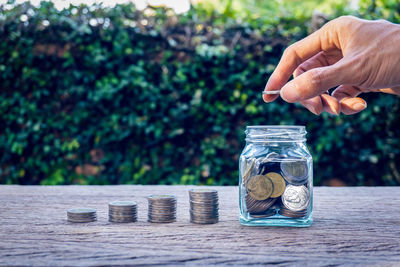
0,1,399,186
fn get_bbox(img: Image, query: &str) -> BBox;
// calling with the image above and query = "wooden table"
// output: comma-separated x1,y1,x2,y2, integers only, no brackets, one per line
1,186,399,266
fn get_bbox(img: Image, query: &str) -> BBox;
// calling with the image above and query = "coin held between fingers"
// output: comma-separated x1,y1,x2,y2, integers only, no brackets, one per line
262,90,280,95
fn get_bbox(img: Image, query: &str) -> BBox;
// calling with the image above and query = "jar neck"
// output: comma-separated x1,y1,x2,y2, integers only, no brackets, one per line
245,126,307,143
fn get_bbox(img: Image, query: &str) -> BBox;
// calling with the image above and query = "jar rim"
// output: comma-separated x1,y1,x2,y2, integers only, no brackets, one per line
246,125,305,130
245,125,307,142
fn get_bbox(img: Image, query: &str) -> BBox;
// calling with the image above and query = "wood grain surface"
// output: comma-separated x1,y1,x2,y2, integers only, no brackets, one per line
0,185,399,266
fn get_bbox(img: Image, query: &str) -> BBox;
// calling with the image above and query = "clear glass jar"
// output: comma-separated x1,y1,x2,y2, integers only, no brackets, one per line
239,125,313,227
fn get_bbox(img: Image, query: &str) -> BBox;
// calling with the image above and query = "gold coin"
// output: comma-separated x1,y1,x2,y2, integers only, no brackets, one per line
246,175,273,200
266,172,286,198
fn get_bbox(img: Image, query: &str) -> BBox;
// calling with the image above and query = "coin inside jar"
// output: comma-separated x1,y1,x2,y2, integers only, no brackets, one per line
280,160,308,185
281,184,310,211
246,175,273,200
245,194,276,213
242,158,255,184
265,172,286,198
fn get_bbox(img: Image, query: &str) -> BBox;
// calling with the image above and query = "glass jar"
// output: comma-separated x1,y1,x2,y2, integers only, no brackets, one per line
239,125,313,227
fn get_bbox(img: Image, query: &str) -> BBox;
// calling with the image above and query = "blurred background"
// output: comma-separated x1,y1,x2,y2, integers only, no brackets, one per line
0,0,399,186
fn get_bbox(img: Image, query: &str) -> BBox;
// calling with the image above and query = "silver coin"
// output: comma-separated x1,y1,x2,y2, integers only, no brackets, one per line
280,160,308,185
68,215,97,220
190,210,219,215
67,215,97,219
190,218,219,224
262,90,280,95
189,188,217,193
108,212,137,216
147,195,176,203
281,185,310,211
68,213,97,223
189,206,218,211
109,215,137,219
109,219,136,223
67,208,96,214
109,201,137,206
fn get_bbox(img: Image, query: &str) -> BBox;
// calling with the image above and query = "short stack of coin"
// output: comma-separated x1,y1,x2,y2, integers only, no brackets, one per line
147,195,177,223
67,208,97,223
189,189,219,224
109,201,138,223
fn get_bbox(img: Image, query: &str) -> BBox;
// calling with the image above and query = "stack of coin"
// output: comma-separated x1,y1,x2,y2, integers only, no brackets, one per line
147,195,177,223
189,189,219,224
109,201,138,223
67,208,97,223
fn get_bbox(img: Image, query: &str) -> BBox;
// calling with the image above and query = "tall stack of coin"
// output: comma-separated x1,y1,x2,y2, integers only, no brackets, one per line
189,189,219,224
109,201,138,223
147,195,177,223
67,208,97,223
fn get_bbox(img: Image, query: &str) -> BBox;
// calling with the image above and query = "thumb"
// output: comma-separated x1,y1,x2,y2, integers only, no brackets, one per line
280,60,350,103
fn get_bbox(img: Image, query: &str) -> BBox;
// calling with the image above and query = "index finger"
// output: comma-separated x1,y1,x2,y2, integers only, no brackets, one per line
263,22,335,103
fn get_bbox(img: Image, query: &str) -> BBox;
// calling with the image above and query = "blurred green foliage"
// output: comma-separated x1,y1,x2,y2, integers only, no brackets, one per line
0,0,399,186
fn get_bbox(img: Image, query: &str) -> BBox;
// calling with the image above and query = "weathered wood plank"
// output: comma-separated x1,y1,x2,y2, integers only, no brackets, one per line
0,186,399,266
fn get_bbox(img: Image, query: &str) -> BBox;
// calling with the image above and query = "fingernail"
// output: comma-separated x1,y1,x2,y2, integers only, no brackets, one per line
303,104,319,115
311,106,322,115
352,102,367,111
280,82,300,103
262,95,271,103
329,105,340,115
309,107,318,115
265,76,273,89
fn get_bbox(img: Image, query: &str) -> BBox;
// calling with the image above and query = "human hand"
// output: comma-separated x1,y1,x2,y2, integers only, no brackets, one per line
263,16,400,115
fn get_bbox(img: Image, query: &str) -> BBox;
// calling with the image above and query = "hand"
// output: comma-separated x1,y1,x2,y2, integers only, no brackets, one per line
263,16,400,115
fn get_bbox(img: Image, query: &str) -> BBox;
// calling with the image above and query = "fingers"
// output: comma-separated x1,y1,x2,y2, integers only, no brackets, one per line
332,85,367,115
264,24,335,100
300,97,323,115
262,89,280,102
320,94,341,115
299,94,340,115
340,98,367,115
280,59,349,103
378,86,400,95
